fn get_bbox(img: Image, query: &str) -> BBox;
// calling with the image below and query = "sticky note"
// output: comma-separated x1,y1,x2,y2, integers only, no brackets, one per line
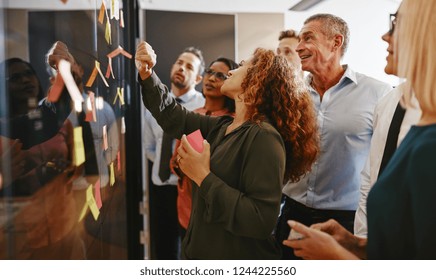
103,125,108,151
47,73,64,102
187,129,204,153
73,126,86,166
58,60,84,104
94,178,102,209
86,184,100,221
95,60,109,87
98,2,105,24
105,21,112,45
110,162,115,186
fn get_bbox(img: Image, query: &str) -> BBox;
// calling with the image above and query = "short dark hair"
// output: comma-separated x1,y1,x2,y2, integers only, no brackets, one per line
304,13,350,57
183,46,205,75
278,29,298,41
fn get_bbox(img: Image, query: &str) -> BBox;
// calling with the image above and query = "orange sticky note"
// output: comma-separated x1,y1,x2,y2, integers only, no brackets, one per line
98,2,105,24
47,73,64,102
117,151,121,172
85,66,98,87
186,129,204,153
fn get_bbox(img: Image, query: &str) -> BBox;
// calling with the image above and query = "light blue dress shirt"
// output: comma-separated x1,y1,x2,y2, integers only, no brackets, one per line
282,66,392,211
143,88,205,186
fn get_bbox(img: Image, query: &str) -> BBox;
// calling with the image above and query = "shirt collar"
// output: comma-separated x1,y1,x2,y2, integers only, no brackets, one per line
306,64,357,91
170,88,201,104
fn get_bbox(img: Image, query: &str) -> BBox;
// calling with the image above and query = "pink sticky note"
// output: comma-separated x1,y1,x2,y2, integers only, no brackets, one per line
186,129,204,153
94,179,102,209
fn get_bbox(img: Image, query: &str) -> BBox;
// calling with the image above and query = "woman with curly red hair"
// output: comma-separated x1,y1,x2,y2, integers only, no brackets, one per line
136,43,318,259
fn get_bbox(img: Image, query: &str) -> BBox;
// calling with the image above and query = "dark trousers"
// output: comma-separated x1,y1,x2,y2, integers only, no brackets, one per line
274,195,355,260
148,166,180,259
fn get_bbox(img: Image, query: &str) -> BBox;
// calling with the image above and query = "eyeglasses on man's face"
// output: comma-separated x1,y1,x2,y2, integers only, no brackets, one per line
204,68,228,81
389,12,397,35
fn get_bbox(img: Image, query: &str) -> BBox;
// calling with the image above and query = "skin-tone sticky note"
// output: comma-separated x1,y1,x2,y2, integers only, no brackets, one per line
103,125,108,151
95,60,109,87
110,162,115,186
121,117,125,134
186,129,204,153
120,10,124,28
85,91,96,122
58,59,84,104
73,126,86,166
47,72,64,102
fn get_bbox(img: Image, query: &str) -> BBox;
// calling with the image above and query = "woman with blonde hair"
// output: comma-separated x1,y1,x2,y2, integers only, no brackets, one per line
283,0,436,259
136,43,318,259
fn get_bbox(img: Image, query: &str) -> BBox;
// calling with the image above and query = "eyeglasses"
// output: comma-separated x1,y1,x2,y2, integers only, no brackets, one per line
6,69,35,83
388,12,397,35
204,68,228,81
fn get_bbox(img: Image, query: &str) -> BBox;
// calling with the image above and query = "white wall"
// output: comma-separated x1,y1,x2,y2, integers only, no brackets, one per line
236,13,284,62
285,0,401,86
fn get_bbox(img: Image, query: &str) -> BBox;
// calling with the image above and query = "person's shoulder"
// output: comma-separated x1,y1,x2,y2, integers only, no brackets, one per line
354,71,392,89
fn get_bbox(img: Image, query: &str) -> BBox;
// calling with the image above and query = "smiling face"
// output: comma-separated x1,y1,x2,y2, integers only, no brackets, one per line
170,52,202,90
296,20,338,74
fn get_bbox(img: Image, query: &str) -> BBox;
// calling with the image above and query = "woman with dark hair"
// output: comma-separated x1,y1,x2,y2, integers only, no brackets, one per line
136,42,319,259
3,58,45,117
171,57,238,240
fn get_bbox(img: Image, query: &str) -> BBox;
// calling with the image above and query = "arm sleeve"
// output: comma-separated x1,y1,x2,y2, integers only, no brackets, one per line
355,156,370,237
138,72,217,139
198,128,285,239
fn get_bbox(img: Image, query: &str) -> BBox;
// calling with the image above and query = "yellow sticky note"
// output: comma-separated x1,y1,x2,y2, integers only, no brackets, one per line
113,87,125,105
86,185,100,221
78,202,88,222
105,21,112,45
95,60,109,87
110,162,115,186
73,126,86,166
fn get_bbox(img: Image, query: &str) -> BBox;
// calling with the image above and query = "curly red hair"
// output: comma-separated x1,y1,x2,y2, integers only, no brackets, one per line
241,48,319,183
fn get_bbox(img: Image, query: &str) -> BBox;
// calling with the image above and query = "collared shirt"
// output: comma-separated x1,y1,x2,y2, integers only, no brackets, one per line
282,65,392,211
354,85,421,237
143,87,205,186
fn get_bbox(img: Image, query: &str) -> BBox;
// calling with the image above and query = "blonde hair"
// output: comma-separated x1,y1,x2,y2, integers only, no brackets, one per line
397,0,436,112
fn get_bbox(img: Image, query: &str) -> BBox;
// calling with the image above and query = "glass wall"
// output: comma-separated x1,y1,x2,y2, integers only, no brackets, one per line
0,0,143,259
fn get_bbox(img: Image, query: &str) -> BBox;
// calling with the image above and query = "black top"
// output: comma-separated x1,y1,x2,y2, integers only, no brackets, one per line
139,72,283,259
